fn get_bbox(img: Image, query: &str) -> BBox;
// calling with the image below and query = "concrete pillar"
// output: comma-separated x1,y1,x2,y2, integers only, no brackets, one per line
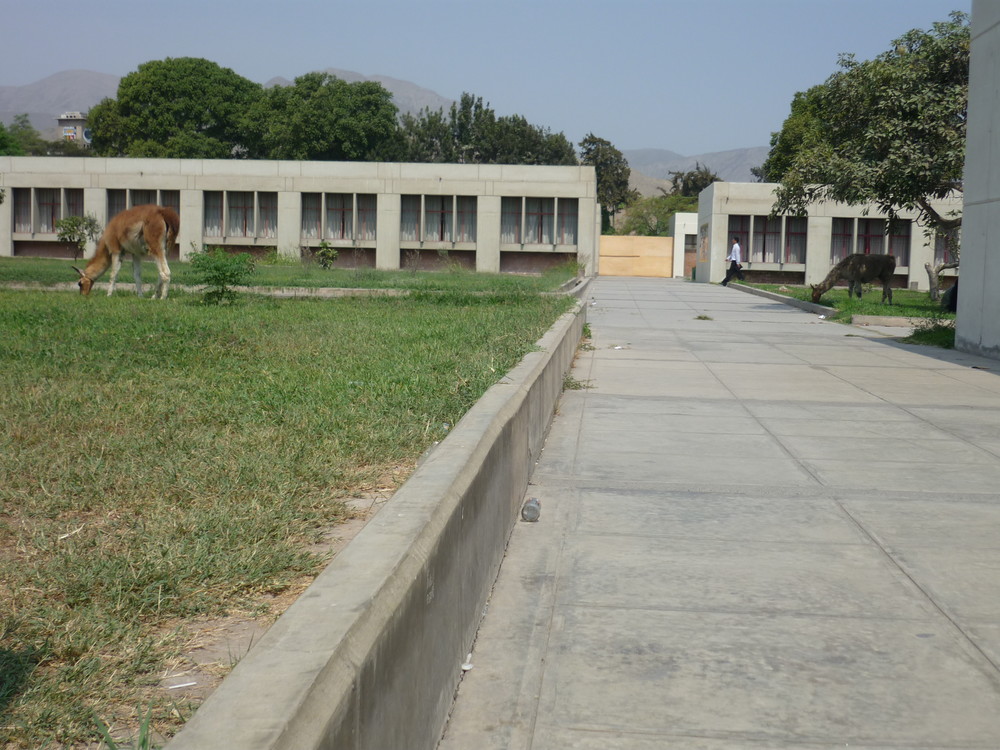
277,192,301,258
178,189,202,260
376,193,401,270
476,195,501,273
805,217,833,285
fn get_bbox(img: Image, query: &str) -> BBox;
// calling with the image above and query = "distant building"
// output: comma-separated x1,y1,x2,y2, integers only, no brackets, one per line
695,181,961,291
55,112,90,146
0,156,599,274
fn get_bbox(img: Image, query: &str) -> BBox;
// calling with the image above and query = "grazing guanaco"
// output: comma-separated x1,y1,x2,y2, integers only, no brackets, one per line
72,205,179,299
811,253,896,305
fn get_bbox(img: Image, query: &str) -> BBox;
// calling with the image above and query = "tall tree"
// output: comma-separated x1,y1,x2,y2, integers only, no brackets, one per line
667,161,721,197
578,133,638,231
752,86,825,183
397,92,578,166
244,72,398,161
770,12,969,297
89,58,262,158
618,193,698,236
0,120,24,156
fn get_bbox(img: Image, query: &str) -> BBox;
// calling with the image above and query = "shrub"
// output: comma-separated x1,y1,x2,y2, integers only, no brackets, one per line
190,248,256,304
314,240,339,270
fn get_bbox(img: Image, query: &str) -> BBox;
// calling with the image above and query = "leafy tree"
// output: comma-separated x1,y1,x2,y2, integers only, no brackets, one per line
0,120,24,155
245,72,398,160
396,92,578,166
752,86,824,182
770,12,969,297
8,114,48,155
89,57,262,157
56,214,102,260
667,161,721,197
618,193,698,236
579,133,638,231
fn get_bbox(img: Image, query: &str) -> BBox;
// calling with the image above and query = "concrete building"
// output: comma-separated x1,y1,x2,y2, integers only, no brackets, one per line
696,181,962,291
56,112,90,146
956,0,1000,358
0,156,599,275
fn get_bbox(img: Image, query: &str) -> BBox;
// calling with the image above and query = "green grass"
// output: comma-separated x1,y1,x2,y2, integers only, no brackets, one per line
0,284,575,748
0,256,576,294
747,282,955,321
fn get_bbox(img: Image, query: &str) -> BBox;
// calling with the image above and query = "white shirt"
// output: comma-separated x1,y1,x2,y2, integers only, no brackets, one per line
727,242,742,263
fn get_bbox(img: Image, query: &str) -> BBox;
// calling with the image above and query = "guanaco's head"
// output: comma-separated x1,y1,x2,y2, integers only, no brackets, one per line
72,266,93,296
809,284,822,304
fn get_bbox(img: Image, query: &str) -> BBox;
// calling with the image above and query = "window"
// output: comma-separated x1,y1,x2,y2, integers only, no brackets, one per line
857,218,885,254
357,194,376,241
831,218,853,262
13,188,31,233
108,190,127,220
258,192,277,239
501,197,522,244
131,189,156,207
728,215,750,250
401,195,421,241
301,193,321,240
935,227,960,265
887,219,911,266
160,191,180,214
326,193,352,239
425,196,453,242
65,189,84,218
525,198,554,244
37,189,60,233
556,198,577,245
227,192,254,237
455,197,477,242
752,215,781,263
204,192,223,237
785,217,807,263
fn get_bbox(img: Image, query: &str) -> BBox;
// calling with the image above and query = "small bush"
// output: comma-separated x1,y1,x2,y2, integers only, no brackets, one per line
190,248,256,304
314,241,339,270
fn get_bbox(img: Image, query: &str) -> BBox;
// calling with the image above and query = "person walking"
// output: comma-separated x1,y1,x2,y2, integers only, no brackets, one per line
722,236,745,286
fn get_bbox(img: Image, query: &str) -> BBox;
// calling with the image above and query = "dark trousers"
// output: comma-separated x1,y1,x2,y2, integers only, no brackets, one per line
722,261,744,285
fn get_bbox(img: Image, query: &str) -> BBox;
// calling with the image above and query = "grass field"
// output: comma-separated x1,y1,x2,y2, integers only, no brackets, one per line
0,278,576,748
746,282,957,348
0,255,577,294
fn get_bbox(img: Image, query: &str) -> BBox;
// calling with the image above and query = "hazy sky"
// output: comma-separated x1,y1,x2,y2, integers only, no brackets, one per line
2,0,970,156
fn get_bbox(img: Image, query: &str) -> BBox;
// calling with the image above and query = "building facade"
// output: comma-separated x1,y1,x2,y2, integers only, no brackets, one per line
696,181,962,290
0,157,599,275
956,0,1000,359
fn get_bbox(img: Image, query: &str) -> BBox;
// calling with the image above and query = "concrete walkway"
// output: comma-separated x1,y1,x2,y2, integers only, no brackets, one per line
438,277,1000,749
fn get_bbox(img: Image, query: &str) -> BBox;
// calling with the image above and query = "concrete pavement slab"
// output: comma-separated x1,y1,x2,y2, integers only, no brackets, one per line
438,278,1000,750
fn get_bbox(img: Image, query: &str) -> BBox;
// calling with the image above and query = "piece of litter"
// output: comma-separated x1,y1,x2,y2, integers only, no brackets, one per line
818,315,826,319
461,653,474,671
614,345,623,350
167,682,197,690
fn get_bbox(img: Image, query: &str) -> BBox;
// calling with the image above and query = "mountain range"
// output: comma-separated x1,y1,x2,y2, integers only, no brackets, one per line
0,69,768,193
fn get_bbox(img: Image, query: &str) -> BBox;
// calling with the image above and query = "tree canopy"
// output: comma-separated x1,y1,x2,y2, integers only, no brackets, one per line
579,133,638,230
396,93,577,165
89,58,263,158
667,161,721,197
244,72,398,160
0,121,24,156
769,12,969,239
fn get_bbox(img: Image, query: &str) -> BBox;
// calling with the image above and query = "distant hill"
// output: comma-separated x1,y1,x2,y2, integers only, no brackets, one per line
625,146,770,196
0,70,119,137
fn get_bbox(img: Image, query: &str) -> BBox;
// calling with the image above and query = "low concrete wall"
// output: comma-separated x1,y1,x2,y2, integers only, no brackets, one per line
166,289,588,750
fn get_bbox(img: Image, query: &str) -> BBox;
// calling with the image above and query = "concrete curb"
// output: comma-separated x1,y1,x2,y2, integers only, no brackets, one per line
166,298,587,750
726,282,836,316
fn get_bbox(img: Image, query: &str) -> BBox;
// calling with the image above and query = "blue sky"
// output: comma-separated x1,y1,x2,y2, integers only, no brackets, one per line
2,0,969,156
